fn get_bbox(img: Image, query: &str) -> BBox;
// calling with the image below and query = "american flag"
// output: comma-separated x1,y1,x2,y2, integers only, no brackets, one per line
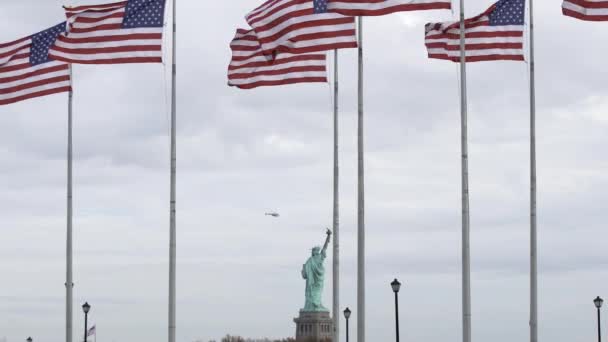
327,0,452,16
48,0,166,64
245,0,357,58
425,0,525,62
0,23,71,106
563,0,608,21
228,29,327,89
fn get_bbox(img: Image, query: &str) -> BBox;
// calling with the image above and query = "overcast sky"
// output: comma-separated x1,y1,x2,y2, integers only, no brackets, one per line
2,1,608,342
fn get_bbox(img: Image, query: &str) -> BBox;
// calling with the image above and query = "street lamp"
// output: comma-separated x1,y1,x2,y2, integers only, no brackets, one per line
595,296,604,342
343,307,351,342
391,279,402,342
82,302,91,342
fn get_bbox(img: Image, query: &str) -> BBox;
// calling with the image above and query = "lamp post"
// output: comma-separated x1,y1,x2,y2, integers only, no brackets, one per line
344,307,351,342
391,279,402,342
595,296,603,342
82,302,91,342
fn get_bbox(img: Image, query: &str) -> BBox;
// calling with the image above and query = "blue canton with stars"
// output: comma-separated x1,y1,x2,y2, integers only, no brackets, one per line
313,0,328,14
30,22,66,66
123,0,167,28
489,0,525,26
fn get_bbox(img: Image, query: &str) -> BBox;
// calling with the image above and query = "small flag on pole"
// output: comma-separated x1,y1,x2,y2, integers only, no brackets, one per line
245,0,357,57
0,23,71,106
228,29,327,89
425,0,525,62
327,0,452,16
49,0,167,64
87,325,96,337
563,0,608,21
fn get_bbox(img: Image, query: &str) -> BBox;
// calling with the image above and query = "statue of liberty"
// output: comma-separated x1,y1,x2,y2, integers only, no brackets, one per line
301,228,332,312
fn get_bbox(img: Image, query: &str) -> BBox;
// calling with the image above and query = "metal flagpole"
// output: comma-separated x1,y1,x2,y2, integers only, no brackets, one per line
458,1,472,342
528,0,538,340
356,16,366,342
66,65,74,342
332,49,340,342
168,0,177,341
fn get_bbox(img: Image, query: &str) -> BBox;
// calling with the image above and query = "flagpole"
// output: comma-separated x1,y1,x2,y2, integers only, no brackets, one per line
356,15,366,342
332,49,340,342
528,0,538,340
66,65,74,342
168,0,177,340
458,1,472,342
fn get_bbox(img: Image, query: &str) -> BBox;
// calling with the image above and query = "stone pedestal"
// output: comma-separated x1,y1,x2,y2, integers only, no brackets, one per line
294,310,333,342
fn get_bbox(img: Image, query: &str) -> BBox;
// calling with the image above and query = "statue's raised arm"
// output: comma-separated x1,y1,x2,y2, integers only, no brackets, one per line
321,228,332,255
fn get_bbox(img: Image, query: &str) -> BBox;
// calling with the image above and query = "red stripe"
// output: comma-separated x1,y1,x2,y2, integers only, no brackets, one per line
232,77,327,89
0,75,70,95
426,42,523,50
229,54,326,70
51,44,161,55
428,53,525,62
0,86,71,106
0,64,69,84
563,8,608,21
229,65,326,79
329,2,451,16
49,55,162,64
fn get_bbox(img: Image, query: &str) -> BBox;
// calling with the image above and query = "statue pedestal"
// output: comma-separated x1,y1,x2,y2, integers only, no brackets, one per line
294,310,333,342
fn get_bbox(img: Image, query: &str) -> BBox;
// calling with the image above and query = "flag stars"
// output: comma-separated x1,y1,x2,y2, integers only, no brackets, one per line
313,0,328,14
123,0,166,28
30,22,66,65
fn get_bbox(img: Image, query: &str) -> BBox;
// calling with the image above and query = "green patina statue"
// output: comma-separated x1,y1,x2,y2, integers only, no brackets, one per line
301,228,332,312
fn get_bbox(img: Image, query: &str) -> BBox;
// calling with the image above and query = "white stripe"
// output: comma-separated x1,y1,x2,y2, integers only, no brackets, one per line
425,36,523,45
0,69,69,90
0,80,70,101
49,49,161,61
563,1,608,15
229,59,326,74
70,6,124,20
262,35,357,52
329,0,450,10
54,38,162,49
60,27,162,39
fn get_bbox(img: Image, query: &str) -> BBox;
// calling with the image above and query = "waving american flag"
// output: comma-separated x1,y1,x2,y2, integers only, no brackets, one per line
0,23,71,106
425,0,525,62
49,0,166,64
228,29,327,89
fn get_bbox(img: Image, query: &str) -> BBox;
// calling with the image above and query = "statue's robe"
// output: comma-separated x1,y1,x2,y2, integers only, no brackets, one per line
302,250,327,311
